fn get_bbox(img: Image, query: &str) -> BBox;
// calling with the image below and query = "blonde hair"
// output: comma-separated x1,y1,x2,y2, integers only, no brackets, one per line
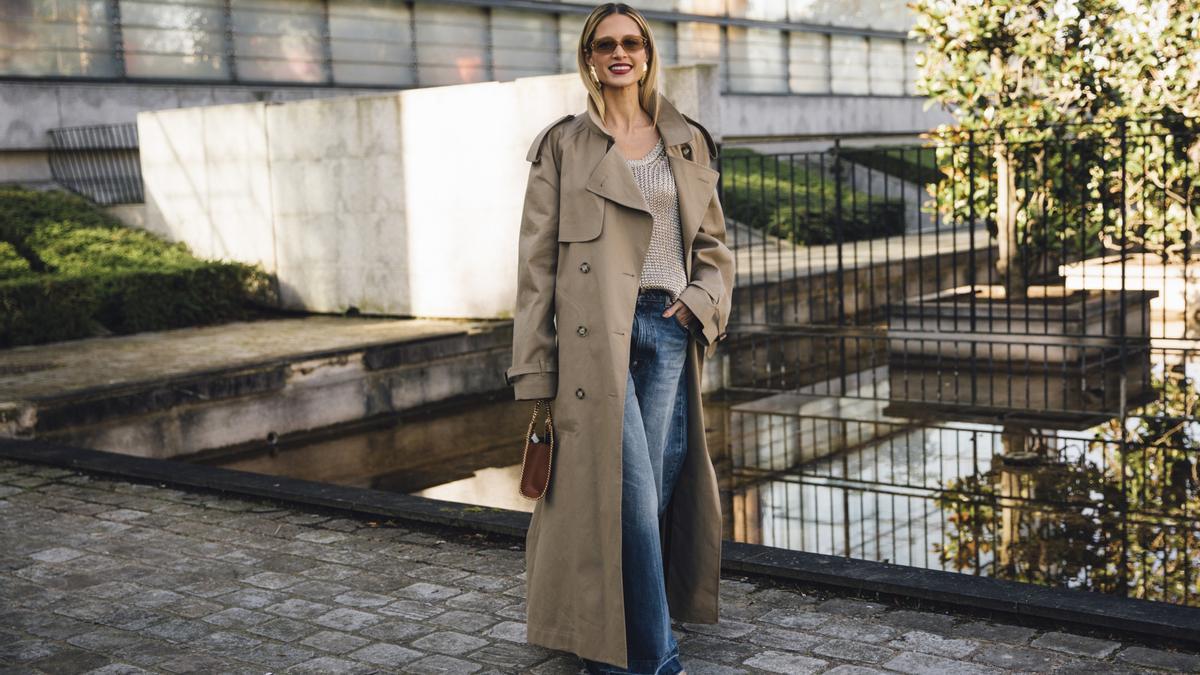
577,3,661,129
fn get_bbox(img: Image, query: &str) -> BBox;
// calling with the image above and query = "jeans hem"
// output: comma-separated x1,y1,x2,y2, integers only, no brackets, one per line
581,645,683,675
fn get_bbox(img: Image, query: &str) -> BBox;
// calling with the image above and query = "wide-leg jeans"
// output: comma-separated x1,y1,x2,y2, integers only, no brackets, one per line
581,287,690,675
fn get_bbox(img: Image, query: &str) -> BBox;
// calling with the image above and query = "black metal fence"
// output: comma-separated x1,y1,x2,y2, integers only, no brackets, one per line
714,121,1200,605
47,123,143,205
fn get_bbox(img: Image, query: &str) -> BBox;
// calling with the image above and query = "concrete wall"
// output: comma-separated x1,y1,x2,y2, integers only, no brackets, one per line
0,82,385,184
136,64,722,318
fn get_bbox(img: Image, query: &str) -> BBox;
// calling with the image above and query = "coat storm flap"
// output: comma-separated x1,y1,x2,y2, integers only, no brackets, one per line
504,93,734,669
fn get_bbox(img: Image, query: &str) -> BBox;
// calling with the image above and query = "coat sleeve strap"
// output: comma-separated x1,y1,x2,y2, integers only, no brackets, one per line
680,113,719,162
526,113,576,163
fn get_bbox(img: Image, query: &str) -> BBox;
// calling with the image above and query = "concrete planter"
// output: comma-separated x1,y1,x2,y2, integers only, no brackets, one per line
1059,252,1200,338
886,284,1157,364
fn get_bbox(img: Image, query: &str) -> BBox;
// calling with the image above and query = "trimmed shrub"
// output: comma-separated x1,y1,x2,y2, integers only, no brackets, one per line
0,187,276,347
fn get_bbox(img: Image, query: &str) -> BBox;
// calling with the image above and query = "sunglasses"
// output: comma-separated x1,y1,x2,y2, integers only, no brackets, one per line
589,35,648,54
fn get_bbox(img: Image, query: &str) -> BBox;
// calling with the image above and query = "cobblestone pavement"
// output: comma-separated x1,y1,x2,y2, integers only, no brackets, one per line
2,459,1199,675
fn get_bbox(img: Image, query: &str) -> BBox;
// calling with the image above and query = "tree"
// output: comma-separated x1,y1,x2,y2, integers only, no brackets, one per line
909,0,1200,297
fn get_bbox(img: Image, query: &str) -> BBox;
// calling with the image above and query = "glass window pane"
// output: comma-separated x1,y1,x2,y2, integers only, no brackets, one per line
329,0,414,86
232,0,325,83
558,14,584,73
413,4,487,86
492,9,556,81
120,0,226,79
830,34,868,95
677,0,726,17
726,26,786,94
788,31,829,94
0,0,117,77
645,19,676,67
869,38,905,95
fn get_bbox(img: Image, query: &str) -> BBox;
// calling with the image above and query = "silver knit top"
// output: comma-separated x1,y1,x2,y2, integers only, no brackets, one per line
626,137,688,302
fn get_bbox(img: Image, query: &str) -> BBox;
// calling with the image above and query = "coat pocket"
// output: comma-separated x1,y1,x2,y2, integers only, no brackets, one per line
557,196,604,242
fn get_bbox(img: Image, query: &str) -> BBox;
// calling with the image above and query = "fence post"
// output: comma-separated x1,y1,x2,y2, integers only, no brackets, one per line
967,130,978,406
834,138,847,392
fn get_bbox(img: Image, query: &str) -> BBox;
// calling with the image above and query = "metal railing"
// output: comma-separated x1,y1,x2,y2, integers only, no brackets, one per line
715,120,1200,605
47,123,143,205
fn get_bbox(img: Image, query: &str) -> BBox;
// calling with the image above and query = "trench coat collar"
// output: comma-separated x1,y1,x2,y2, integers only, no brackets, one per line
580,92,718,256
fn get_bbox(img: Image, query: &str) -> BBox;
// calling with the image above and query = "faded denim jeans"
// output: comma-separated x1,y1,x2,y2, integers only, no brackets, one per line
581,287,689,675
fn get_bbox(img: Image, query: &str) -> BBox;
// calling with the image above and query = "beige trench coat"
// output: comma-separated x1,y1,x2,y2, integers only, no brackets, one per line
504,92,734,669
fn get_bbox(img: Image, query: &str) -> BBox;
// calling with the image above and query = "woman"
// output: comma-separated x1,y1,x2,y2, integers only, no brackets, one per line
505,3,734,673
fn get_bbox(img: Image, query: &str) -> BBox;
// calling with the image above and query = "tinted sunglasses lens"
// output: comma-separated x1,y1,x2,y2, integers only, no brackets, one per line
622,37,646,52
593,38,617,53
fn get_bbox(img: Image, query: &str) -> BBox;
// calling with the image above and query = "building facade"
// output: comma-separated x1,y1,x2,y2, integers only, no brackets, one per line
1,0,947,187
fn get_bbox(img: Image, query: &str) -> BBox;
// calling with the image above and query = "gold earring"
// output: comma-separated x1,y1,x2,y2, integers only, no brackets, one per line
589,64,601,86
639,62,648,84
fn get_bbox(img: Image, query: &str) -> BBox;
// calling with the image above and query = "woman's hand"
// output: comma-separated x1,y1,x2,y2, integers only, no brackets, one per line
663,299,693,329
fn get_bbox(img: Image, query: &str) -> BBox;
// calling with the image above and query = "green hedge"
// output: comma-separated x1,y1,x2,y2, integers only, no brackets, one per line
0,187,276,347
720,147,908,245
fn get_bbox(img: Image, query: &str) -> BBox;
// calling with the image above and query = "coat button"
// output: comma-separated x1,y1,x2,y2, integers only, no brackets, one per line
577,325,588,336
683,146,692,157
575,387,585,399
579,261,590,273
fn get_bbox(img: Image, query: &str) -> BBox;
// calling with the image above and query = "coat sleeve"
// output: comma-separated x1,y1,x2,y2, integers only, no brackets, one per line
678,123,733,357
504,121,565,400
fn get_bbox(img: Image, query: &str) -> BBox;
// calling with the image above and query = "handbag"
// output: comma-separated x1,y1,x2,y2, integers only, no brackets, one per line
519,398,555,500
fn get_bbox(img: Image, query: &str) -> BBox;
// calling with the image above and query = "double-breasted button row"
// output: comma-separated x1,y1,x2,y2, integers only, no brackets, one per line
575,387,585,399
577,325,588,336
579,261,590,273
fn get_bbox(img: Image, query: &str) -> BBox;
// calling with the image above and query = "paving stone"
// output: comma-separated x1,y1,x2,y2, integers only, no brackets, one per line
240,571,304,590
742,650,827,673
332,589,393,608
240,641,315,669
30,646,111,673
746,626,823,652
811,638,897,664
483,620,527,643
201,606,274,629
411,630,490,655
679,618,756,639
360,614,436,638
467,639,553,669
378,599,445,621
429,609,499,633
396,581,464,602
288,579,353,600
404,653,485,673
444,590,510,613
265,598,333,620
883,651,1004,675
299,629,371,655
296,530,347,544
312,607,383,632
347,642,425,666
677,635,763,664
83,664,154,674
142,617,213,643
193,630,263,655
822,666,889,675
66,627,143,652
814,597,890,617
1114,645,1200,671
30,547,85,563
755,607,831,630
215,587,285,609
0,638,60,662
877,609,959,633
286,655,377,674
814,617,899,643
888,630,980,659
950,614,1036,638
971,644,1063,671
1031,631,1121,658
247,617,318,642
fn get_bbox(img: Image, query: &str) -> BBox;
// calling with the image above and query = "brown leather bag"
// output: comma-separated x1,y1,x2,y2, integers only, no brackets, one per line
519,399,555,500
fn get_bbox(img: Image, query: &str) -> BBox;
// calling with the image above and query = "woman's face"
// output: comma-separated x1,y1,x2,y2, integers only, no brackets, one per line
585,13,649,89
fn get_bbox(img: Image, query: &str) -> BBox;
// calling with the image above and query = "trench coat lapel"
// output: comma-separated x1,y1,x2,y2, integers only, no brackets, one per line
582,94,719,268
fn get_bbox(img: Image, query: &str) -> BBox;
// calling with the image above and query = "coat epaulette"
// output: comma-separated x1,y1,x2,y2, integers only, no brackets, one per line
680,113,719,161
525,113,576,163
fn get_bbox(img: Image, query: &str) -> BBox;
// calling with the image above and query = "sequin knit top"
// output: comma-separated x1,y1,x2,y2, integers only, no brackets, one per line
625,137,688,303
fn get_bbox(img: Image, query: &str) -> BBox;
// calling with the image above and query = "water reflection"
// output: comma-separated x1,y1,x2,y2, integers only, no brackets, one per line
195,351,1200,606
